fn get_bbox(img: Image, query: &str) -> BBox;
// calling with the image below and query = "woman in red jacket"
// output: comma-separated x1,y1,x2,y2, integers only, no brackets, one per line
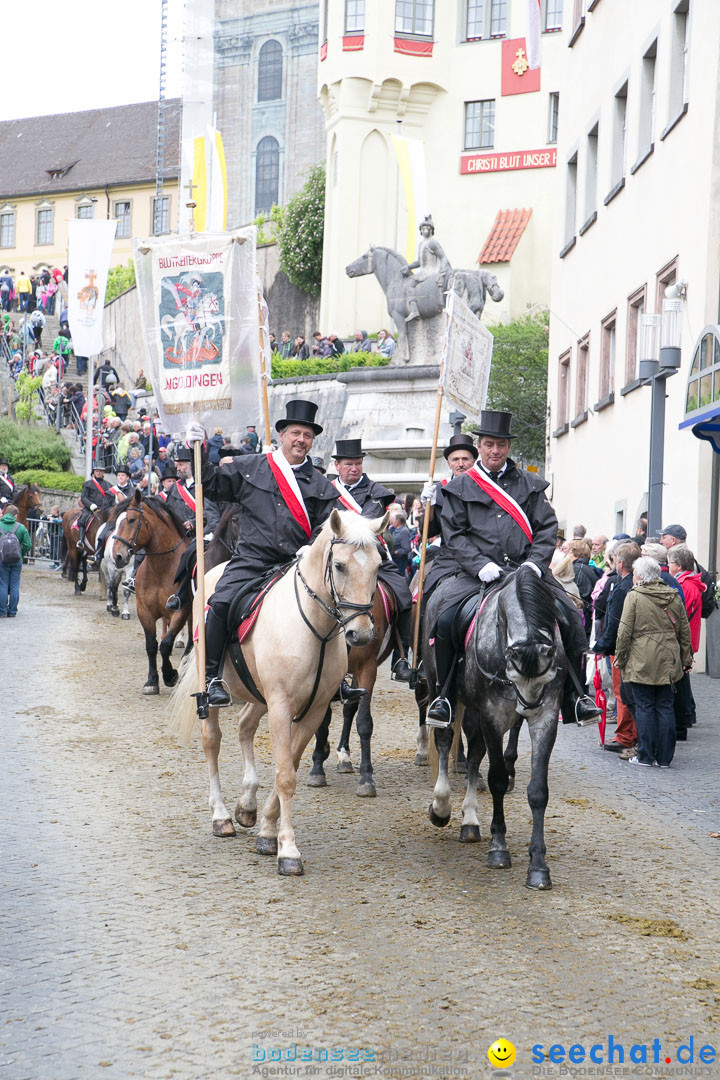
668,544,706,738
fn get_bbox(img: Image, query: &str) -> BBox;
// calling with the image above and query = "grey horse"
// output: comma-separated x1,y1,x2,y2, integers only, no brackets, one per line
450,269,504,318
424,565,566,890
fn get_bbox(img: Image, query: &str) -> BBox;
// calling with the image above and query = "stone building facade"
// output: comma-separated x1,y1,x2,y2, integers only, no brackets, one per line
213,0,326,226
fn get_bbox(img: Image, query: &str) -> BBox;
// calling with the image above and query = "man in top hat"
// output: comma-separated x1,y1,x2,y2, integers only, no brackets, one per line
186,400,348,705
0,457,15,506
422,433,478,540
331,438,413,680
423,409,600,728
108,465,135,504
77,461,114,550
158,463,178,501
165,446,220,536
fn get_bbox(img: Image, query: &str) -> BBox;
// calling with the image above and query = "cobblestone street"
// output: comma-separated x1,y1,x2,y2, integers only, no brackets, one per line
2,569,720,1080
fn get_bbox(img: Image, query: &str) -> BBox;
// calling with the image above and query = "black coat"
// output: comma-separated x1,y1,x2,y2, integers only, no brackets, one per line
0,472,16,504
164,479,220,534
594,573,634,656
344,473,411,611
80,476,113,513
424,459,557,606
201,453,341,605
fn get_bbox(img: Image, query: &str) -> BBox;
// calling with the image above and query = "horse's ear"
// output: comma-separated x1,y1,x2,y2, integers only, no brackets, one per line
134,487,143,504
329,508,343,536
372,511,390,535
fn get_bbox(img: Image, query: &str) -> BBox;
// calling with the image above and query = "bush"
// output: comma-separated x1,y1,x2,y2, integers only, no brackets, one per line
14,469,83,492
482,311,549,466
106,261,136,302
274,164,325,297
0,419,71,472
271,351,390,379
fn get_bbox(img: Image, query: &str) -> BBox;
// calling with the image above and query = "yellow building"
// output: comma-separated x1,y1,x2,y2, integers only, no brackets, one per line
0,100,180,283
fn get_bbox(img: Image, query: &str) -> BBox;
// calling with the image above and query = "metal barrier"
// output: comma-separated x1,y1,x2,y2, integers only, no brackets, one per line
24,516,64,566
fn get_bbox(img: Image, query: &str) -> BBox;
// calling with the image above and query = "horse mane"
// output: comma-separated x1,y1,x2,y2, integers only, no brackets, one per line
319,509,379,551
108,493,187,538
371,246,409,269
510,564,557,639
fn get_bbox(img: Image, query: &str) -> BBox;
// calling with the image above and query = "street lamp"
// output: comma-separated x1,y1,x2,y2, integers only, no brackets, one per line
643,300,683,535
448,409,466,436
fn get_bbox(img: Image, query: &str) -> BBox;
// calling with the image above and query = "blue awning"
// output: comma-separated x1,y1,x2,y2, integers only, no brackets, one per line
689,414,720,454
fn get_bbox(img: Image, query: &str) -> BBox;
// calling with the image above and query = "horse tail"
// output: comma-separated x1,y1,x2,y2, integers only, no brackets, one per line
168,652,200,744
427,703,463,782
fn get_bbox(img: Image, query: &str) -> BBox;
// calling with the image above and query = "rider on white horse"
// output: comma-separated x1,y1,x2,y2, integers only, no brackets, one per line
402,215,452,323
187,400,363,709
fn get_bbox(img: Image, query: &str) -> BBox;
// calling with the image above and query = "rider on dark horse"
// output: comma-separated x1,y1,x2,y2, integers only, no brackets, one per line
186,399,365,709
423,410,601,729
77,461,114,552
330,438,412,682
165,446,222,611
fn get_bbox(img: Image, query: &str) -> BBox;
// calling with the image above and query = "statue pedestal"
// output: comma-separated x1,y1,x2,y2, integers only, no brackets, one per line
393,313,445,367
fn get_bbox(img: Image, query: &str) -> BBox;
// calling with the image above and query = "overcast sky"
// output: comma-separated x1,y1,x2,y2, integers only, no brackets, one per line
0,0,183,122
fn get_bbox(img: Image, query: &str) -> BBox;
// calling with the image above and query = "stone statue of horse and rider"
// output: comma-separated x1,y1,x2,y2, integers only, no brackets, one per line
345,215,504,365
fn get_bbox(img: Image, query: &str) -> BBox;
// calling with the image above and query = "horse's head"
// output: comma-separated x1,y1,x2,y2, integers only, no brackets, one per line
26,483,43,513
111,489,151,566
480,271,504,303
307,508,387,647
345,249,375,279
498,566,560,709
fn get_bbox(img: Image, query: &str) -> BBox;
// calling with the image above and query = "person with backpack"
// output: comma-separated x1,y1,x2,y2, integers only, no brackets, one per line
0,503,31,617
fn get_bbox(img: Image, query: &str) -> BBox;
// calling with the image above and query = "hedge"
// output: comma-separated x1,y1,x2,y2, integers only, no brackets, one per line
13,470,84,492
271,351,390,379
0,419,71,472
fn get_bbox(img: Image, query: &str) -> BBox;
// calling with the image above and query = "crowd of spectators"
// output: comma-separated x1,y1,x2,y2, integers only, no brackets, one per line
549,519,715,768
269,328,396,361
0,266,66,315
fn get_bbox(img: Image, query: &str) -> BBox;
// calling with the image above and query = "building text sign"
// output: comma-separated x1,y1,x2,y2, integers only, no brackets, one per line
460,148,557,175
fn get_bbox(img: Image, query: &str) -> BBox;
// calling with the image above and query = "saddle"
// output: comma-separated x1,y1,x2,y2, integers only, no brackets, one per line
224,563,294,707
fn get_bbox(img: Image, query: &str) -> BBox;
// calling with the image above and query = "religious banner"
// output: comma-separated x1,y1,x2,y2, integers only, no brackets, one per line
67,219,118,357
132,228,261,431
442,291,493,420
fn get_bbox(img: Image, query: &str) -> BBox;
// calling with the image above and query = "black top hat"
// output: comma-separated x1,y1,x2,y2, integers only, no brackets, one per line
161,465,178,480
311,456,326,473
115,463,130,475
471,410,515,439
443,433,478,461
91,460,108,472
174,446,194,462
0,457,9,466
275,399,323,435
333,438,365,459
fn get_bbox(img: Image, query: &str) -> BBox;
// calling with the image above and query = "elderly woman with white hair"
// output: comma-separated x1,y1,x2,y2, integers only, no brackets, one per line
613,556,693,768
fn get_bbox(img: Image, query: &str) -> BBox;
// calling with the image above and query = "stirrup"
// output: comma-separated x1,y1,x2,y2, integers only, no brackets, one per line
76,538,86,551
122,578,135,594
575,695,602,726
207,677,232,707
391,657,412,682
426,696,453,729
166,593,181,611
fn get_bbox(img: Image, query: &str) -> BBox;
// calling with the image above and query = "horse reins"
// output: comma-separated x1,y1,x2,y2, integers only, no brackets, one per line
112,506,184,558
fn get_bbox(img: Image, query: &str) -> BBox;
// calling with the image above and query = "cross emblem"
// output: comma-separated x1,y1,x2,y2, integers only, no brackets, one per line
512,47,529,76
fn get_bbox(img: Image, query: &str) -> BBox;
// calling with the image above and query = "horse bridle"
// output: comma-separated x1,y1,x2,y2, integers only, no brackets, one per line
295,537,375,637
112,506,183,558
475,613,556,712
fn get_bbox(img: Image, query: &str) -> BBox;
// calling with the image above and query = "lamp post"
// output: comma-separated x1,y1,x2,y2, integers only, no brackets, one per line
642,300,682,536
448,409,466,437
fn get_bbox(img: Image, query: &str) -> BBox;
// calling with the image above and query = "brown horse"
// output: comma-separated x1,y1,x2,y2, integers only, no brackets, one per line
12,483,43,526
308,583,395,798
61,506,108,595
110,492,190,694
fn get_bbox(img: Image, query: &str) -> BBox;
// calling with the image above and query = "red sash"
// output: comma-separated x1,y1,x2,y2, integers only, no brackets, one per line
158,490,168,501
266,454,312,539
176,482,197,513
332,478,362,514
466,467,534,544
1,474,13,492
91,477,106,497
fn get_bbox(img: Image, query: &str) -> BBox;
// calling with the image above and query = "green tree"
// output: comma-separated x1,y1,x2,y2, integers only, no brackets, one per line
275,164,325,297
106,261,136,302
483,311,549,465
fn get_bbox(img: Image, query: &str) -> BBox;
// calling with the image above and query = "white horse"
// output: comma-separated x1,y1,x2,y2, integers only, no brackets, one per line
171,509,387,876
99,513,133,620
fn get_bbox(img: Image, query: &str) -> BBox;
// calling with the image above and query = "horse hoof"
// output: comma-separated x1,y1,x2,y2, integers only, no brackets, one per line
414,752,429,766
277,857,304,876
121,613,130,621
336,760,354,774
505,775,515,793
457,760,468,775
213,818,236,838
235,808,257,829
428,803,451,828
356,782,376,798
163,670,179,688
256,836,278,856
307,773,327,788
175,639,185,651
143,684,160,696
526,868,552,890
459,824,481,843
111,609,119,617
487,849,512,870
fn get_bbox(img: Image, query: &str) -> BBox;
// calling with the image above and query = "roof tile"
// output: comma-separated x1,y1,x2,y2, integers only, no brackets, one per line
478,208,532,264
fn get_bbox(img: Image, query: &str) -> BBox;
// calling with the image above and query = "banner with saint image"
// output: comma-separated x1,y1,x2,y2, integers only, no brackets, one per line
441,290,493,421
132,228,260,431
67,219,118,357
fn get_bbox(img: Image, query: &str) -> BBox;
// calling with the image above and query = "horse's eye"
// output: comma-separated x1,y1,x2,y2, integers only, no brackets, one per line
334,563,347,574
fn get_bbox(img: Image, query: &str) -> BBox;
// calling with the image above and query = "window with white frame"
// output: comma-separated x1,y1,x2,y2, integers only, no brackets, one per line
610,81,627,189
0,211,15,248
115,201,131,239
464,100,495,149
556,350,571,431
625,285,646,384
465,0,508,40
153,196,170,236
395,0,434,36
668,0,689,123
548,92,559,143
345,0,365,32
543,0,563,31
584,123,598,224
76,202,94,220
36,206,53,245
575,335,589,419
636,40,657,162
599,311,616,400
564,152,577,247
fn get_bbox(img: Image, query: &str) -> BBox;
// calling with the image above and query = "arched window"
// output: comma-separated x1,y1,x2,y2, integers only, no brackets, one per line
255,137,279,213
258,40,283,102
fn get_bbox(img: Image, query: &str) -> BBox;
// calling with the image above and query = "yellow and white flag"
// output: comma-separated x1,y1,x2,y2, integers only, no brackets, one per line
391,135,429,263
189,126,228,233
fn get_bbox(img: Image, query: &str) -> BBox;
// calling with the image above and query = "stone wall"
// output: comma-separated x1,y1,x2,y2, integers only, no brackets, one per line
257,242,320,341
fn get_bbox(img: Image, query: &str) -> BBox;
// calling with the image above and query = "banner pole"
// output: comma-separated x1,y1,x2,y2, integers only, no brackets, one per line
257,290,272,447
193,440,207,692
85,355,94,479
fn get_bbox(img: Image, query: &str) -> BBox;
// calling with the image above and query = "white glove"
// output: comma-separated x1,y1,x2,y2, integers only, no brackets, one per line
204,532,214,541
478,561,502,583
90,503,97,512
522,561,542,577
421,480,436,505
186,421,205,444
297,545,312,560
262,443,274,454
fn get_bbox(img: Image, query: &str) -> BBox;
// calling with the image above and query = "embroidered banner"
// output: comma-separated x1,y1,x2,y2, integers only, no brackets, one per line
67,220,118,357
442,291,493,421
